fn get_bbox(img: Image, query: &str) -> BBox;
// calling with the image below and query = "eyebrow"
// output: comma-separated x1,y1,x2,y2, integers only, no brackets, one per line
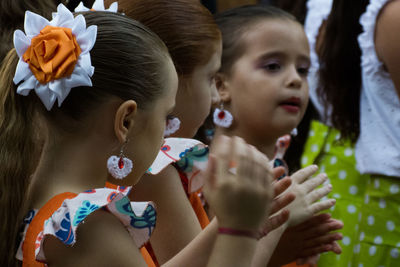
258,51,311,64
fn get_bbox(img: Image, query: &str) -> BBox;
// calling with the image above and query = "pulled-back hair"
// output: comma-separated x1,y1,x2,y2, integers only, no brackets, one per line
317,0,369,143
214,5,297,76
0,0,59,62
113,0,221,77
0,11,169,266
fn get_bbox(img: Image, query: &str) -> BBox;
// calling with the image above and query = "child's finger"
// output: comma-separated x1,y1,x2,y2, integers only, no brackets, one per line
331,241,342,254
270,193,295,215
273,176,292,197
300,219,344,239
263,209,290,233
308,183,332,203
204,154,218,190
293,213,332,232
303,173,328,193
248,145,265,186
236,140,254,182
291,165,318,184
213,135,232,178
272,166,286,181
309,199,336,214
302,232,343,250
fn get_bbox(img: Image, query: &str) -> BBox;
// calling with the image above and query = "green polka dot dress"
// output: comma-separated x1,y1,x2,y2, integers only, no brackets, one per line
301,121,400,266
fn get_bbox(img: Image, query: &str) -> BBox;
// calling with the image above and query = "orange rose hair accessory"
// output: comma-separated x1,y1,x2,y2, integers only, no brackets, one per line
13,4,97,110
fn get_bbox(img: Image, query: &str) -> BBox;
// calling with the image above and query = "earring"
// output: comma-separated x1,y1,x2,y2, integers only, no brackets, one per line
164,116,181,137
291,128,298,136
107,141,133,179
213,103,233,128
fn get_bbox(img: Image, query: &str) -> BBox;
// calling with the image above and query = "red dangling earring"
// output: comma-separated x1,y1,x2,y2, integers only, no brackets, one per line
107,140,133,179
213,102,233,128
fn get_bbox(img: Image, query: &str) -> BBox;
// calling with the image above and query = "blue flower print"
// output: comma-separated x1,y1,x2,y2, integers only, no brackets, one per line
130,205,157,236
55,212,75,245
176,146,209,172
73,200,99,226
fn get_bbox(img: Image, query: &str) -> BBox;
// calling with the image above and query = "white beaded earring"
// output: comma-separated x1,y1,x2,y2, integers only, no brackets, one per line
213,103,233,128
164,116,181,137
107,141,133,179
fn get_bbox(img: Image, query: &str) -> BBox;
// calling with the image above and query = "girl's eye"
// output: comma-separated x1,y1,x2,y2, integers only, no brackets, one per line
297,67,310,76
263,63,281,72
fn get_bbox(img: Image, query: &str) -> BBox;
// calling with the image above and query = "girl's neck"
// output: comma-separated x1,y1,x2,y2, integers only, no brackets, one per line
28,134,111,209
215,127,277,159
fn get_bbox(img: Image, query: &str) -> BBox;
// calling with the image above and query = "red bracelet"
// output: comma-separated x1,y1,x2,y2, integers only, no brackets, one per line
218,227,262,240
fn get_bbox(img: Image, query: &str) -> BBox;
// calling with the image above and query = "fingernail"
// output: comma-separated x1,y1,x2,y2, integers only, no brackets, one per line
311,164,318,170
327,184,333,190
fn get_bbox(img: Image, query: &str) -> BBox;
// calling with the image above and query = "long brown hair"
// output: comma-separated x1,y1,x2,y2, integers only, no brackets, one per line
317,0,369,143
113,0,221,77
0,11,170,266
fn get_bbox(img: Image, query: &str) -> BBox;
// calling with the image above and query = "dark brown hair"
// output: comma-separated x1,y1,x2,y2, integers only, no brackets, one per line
215,5,298,76
0,11,170,266
0,0,60,63
113,0,221,77
317,0,369,143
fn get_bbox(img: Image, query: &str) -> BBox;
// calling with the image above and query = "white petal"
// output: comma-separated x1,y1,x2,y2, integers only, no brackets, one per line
76,25,97,54
13,59,31,84
77,53,94,76
35,84,56,110
92,0,105,11
24,11,50,37
71,15,86,37
65,67,92,88
51,4,74,27
108,2,118,12
13,30,31,57
48,80,68,101
16,75,37,96
74,2,90,12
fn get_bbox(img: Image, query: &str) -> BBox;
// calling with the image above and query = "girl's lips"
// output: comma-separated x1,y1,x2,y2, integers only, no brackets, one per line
279,97,301,113
280,104,300,113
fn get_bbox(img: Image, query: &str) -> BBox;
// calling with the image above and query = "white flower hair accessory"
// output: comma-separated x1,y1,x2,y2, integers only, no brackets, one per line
13,4,97,110
75,0,118,12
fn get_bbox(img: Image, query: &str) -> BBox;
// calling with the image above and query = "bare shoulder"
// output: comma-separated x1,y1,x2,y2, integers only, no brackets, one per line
43,209,146,267
375,0,400,61
374,0,400,95
130,164,183,201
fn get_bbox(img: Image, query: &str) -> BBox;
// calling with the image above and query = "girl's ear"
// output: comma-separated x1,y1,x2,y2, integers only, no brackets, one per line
215,72,231,102
114,100,137,143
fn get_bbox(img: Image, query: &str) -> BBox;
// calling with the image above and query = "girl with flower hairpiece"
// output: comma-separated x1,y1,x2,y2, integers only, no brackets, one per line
0,3,278,267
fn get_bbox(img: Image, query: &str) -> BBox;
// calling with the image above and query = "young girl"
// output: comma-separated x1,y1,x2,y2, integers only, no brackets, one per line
88,1,342,266
301,0,400,266
213,5,344,266
0,5,275,266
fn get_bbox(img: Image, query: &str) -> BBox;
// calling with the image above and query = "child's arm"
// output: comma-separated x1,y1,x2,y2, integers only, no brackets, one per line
375,0,400,98
130,165,202,264
43,209,147,267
